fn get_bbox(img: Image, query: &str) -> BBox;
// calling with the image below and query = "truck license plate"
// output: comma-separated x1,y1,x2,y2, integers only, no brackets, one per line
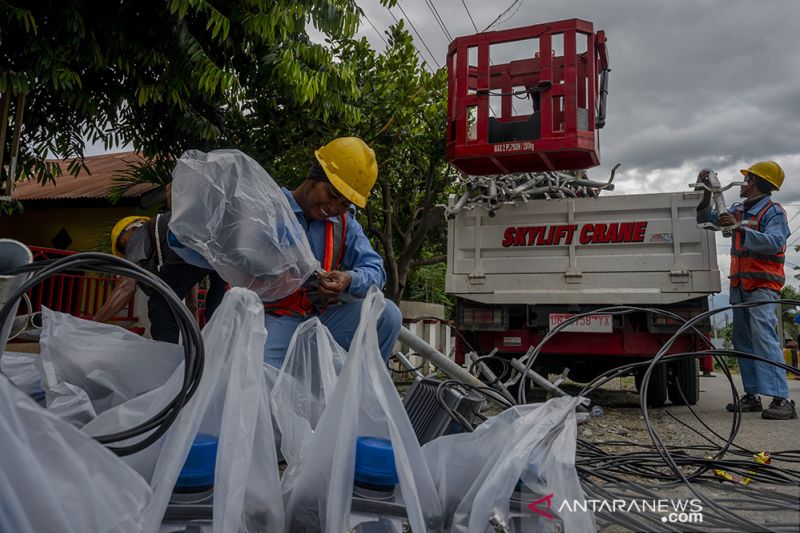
548,313,612,333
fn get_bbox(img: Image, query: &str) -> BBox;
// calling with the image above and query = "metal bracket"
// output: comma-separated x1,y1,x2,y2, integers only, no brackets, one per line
564,269,583,284
468,272,486,285
669,270,690,283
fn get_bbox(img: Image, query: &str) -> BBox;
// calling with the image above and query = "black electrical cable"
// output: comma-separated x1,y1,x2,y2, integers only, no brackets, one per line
386,353,425,374
517,304,713,404
468,354,511,385
0,252,204,456
496,299,800,531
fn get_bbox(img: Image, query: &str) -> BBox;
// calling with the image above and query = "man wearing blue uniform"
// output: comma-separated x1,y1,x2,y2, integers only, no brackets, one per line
261,137,402,368
696,161,796,419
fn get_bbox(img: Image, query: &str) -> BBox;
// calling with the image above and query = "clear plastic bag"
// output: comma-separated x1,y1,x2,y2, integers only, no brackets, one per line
1,351,41,396
83,288,284,532
36,307,183,418
0,372,152,533
284,287,443,532
270,318,347,470
421,396,595,533
169,149,320,302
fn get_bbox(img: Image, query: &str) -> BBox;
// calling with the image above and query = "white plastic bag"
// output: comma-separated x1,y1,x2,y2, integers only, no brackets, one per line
1,351,41,396
422,396,595,532
82,288,284,533
36,307,183,417
0,372,152,533
169,149,320,301
271,318,347,470
284,286,443,532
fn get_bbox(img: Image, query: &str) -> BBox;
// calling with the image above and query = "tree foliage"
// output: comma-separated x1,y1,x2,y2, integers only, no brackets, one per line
0,0,367,186
3,3,451,304
340,24,452,301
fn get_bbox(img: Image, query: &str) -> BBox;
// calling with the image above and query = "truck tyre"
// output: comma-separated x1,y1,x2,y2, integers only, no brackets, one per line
667,357,699,406
635,363,668,408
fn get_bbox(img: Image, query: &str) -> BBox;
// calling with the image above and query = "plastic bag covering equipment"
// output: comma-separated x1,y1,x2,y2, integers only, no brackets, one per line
271,317,347,471
0,372,153,533
1,351,42,397
284,286,444,532
169,149,320,301
446,19,609,174
422,396,595,532
36,307,183,424
83,288,284,532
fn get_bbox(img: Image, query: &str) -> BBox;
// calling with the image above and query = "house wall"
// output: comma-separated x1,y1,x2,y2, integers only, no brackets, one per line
0,206,153,252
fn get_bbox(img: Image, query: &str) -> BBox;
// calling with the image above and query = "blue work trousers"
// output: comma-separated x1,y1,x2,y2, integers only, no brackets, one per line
264,298,402,368
730,286,789,398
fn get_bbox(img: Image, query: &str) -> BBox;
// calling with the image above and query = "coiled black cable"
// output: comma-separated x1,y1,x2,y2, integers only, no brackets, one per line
0,252,204,456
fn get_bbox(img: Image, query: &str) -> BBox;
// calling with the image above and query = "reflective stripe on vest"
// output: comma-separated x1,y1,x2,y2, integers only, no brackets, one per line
729,200,785,292
264,213,348,317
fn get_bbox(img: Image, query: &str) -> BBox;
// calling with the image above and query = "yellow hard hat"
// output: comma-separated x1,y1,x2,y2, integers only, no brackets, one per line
314,137,378,208
110,216,149,257
740,160,785,191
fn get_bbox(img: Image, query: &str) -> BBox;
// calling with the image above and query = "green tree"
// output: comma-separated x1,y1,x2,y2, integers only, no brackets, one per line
339,24,451,302
250,23,454,303
0,0,368,188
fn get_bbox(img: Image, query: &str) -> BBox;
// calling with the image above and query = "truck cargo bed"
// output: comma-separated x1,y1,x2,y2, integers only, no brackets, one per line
446,191,721,305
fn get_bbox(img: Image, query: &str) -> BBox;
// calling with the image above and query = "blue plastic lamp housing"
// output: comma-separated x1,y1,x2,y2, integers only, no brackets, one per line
175,434,218,490
354,436,399,489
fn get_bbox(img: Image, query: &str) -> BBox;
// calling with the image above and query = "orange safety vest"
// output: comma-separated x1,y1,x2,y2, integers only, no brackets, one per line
729,200,785,292
264,214,348,317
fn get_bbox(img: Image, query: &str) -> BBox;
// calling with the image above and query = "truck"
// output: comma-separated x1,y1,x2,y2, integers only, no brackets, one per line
442,18,721,406
445,190,720,406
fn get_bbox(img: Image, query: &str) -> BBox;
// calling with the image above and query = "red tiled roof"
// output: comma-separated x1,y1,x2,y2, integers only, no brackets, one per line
12,151,161,200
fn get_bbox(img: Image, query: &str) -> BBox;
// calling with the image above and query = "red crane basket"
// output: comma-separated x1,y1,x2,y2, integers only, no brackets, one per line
446,19,609,175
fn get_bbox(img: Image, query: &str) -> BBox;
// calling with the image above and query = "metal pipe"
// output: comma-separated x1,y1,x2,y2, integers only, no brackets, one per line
392,350,424,379
509,357,568,398
0,239,33,350
397,326,486,389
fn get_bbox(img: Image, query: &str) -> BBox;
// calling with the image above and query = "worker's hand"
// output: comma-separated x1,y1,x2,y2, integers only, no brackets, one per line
718,213,736,227
316,270,352,300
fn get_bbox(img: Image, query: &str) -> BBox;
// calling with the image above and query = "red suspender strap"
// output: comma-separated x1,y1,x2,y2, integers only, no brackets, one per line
323,220,334,271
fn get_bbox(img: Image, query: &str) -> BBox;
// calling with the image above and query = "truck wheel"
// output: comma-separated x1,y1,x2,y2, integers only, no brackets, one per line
667,357,699,405
634,363,668,408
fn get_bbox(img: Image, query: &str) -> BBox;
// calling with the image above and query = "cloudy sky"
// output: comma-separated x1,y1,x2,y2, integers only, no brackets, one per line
352,0,800,297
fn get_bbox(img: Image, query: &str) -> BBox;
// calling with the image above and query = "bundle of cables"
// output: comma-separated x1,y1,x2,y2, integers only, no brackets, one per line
435,302,800,532
0,252,204,457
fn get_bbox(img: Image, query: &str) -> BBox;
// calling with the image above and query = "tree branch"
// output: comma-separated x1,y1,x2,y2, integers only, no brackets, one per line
411,254,446,267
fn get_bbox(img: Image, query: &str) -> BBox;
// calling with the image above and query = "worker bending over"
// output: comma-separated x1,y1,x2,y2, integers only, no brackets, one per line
92,184,225,342
262,137,402,367
697,161,796,420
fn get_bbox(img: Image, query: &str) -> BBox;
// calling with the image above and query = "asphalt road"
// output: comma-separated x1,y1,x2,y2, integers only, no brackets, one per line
670,372,800,452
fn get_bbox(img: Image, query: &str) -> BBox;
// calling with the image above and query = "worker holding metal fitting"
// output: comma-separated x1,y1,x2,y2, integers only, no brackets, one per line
262,137,402,368
696,161,796,419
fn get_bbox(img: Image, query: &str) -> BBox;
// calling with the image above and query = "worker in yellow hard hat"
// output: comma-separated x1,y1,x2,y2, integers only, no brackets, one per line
696,160,795,420
262,136,402,368
110,216,149,257
92,188,227,340
91,215,152,326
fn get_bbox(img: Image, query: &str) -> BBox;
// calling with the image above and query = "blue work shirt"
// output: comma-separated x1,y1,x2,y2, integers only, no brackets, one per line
697,195,789,256
281,188,386,297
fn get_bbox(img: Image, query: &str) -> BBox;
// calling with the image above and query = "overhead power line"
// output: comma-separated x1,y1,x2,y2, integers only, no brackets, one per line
362,10,389,47
383,4,438,71
393,1,441,69
484,0,525,32
424,0,453,42
460,0,480,33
